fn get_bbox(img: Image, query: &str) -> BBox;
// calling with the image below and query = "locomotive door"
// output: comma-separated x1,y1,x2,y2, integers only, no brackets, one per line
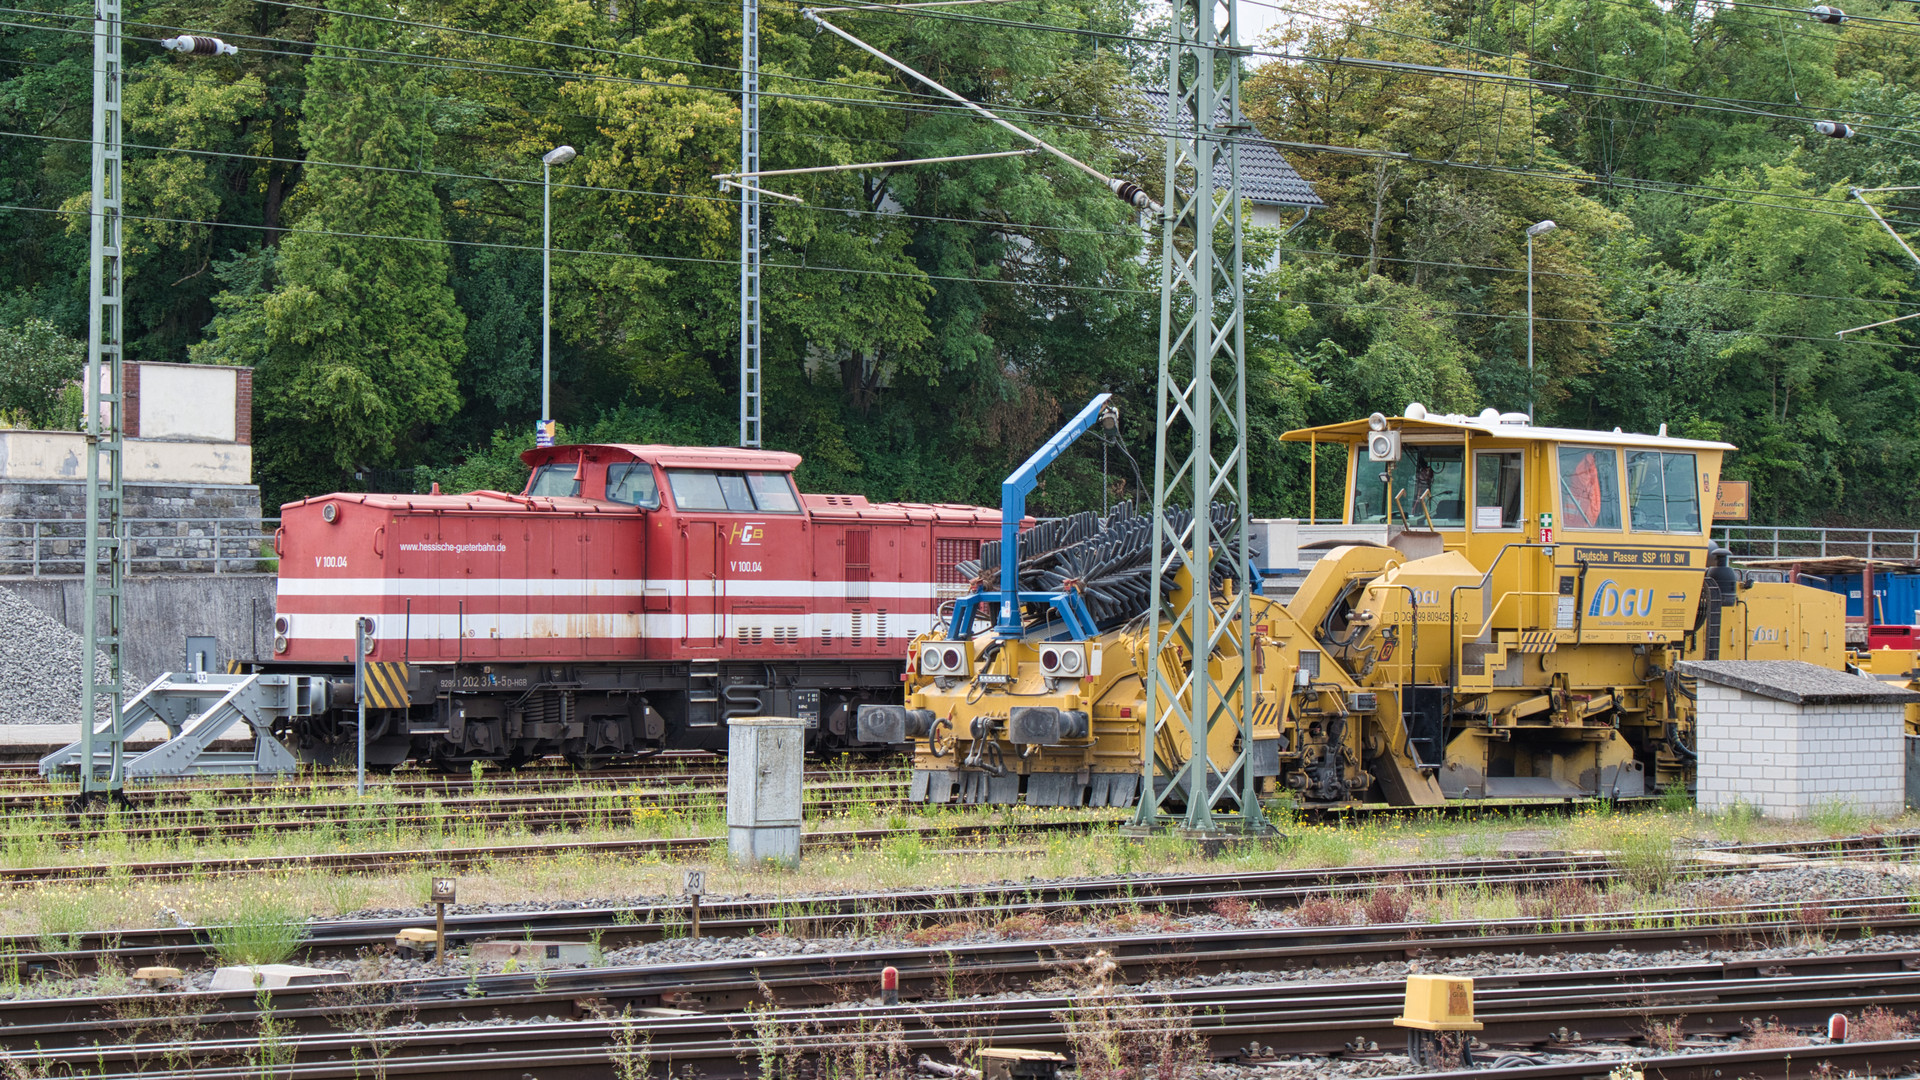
683,521,722,648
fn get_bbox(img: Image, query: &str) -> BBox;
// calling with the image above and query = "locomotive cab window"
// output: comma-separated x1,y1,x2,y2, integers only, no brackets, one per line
667,469,803,513
1557,446,1621,530
1350,445,1466,528
605,463,660,509
1473,451,1523,530
528,464,580,497
1627,451,1702,534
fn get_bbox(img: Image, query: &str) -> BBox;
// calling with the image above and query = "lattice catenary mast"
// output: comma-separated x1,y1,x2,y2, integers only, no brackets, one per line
738,0,762,448
1130,0,1268,836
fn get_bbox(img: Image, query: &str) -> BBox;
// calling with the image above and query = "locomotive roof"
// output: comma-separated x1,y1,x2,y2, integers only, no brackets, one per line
520,443,804,471
282,490,641,514
1282,407,1736,452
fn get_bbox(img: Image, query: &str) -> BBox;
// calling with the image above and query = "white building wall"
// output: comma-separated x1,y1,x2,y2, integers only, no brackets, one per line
1695,682,1904,819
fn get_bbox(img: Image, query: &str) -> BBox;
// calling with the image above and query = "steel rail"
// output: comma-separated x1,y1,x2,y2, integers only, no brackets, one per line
6,833,1917,969
23,961,1920,1075
12,783,911,846
0,815,1110,885
13,893,1920,1045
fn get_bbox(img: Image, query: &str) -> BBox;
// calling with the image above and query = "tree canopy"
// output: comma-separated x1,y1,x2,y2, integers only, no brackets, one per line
2,0,1917,523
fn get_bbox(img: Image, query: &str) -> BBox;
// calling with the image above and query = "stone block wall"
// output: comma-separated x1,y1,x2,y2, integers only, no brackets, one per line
1695,681,1905,818
0,481,268,576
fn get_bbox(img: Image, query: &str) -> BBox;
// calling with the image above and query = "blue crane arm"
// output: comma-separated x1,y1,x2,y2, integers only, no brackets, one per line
996,393,1113,634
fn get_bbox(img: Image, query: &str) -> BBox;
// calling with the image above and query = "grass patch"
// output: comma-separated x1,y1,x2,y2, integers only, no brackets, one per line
201,902,309,967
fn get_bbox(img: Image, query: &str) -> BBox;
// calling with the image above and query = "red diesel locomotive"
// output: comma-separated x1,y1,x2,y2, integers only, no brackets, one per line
261,444,1004,770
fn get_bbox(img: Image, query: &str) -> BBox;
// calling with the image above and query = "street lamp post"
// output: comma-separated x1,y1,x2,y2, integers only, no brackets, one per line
1524,219,1556,422
539,145,576,447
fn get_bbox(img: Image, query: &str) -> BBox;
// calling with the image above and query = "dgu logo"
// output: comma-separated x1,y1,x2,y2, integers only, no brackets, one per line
1587,579,1654,618
1752,626,1781,643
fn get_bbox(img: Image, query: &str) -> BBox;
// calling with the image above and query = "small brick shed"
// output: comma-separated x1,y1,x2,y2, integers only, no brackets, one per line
1677,660,1920,819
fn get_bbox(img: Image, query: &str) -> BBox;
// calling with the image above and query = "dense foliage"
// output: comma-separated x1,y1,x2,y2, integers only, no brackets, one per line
3,0,1918,523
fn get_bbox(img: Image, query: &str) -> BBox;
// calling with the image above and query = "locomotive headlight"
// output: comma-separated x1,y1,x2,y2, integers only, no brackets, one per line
942,647,963,673
273,635,289,654
1040,649,1059,672
274,614,290,636
920,649,944,675
1059,647,1084,675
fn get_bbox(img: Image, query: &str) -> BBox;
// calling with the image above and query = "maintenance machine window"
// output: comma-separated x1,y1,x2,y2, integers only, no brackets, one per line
1557,446,1622,530
1474,451,1523,530
1351,445,1466,529
1626,451,1701,534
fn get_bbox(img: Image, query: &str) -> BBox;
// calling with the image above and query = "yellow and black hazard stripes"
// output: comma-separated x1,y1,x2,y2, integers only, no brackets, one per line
1516,631,1558,654
1252,698,1283,727
360,661,412,709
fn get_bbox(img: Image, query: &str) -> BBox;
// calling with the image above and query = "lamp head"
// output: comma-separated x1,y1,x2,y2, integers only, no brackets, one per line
1525,219,1557,238
542,145,578,166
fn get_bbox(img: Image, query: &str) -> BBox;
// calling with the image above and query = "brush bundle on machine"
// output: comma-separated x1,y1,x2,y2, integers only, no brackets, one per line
956,502,1257,631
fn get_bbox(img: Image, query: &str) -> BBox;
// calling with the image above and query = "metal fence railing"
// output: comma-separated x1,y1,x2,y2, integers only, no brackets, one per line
0,517,279,577
1713,525,1920,563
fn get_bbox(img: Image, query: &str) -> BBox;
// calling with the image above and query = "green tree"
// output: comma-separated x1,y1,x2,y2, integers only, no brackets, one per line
0,319,84,428
195,0,464,505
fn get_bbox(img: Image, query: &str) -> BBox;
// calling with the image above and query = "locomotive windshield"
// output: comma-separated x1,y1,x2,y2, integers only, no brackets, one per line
528,464,580,497
1350,444,1466,528
666,469,802,513
605,463,661,508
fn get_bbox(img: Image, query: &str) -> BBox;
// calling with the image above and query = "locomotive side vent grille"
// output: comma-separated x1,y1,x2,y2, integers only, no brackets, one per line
820,628,834,647
737,625,763,646
877,609,887,643
850,612,863,647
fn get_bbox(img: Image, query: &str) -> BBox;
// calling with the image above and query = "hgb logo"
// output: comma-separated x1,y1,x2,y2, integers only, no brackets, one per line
728,522,765,545
1586,579,1653,618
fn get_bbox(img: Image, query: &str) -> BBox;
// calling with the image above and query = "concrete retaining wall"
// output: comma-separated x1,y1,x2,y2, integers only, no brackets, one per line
1696,681,1905,818
0,575,277,678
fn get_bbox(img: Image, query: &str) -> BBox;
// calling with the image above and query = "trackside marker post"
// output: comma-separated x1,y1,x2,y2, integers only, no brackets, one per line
431,877,456,965
684,869,705,938
881,965,899,1005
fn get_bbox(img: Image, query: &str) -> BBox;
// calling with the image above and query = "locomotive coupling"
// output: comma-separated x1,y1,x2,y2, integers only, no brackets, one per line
856,705,935,744
1008,706,1090,745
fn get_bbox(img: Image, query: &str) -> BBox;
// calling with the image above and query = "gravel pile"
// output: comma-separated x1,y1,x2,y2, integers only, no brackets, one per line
0,587,147,725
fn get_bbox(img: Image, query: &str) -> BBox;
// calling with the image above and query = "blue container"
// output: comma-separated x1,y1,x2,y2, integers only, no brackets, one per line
1805,572,1920,624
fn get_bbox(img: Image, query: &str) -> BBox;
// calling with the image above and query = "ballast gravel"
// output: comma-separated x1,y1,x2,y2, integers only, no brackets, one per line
0,587,147,725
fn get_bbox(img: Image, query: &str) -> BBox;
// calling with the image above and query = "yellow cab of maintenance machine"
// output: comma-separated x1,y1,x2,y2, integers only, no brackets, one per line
1276,403,1845,803
882,403,1846,810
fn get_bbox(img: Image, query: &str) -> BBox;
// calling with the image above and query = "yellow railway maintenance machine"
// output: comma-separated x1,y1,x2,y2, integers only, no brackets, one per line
867,405,1847,809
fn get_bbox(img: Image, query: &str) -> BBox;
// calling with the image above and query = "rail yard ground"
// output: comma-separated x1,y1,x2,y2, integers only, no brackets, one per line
3,762,1920,1078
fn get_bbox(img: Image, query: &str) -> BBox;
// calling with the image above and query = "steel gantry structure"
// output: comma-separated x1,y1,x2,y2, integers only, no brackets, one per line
1131,0,1269,836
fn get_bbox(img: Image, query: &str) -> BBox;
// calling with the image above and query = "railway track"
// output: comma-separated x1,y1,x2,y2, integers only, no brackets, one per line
0,814,1108,885
4,780,909,847
5,837,1915,975
15,928,1920,1073
0,762,906,808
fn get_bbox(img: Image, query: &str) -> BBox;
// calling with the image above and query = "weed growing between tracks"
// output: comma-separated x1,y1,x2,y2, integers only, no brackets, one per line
201,901,307,966
1051,950,1208,1080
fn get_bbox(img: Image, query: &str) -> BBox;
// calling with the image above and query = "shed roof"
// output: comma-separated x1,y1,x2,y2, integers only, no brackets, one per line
1676,660,1920,705
1139,90,1325,210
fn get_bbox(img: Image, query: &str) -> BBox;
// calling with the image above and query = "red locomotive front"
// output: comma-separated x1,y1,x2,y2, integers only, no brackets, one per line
265,444,1002,768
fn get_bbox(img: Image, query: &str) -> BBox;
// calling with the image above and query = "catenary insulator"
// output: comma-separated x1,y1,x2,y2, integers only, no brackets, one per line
1809,5,1846,22
1815,120,1855,138
160,35,238,56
